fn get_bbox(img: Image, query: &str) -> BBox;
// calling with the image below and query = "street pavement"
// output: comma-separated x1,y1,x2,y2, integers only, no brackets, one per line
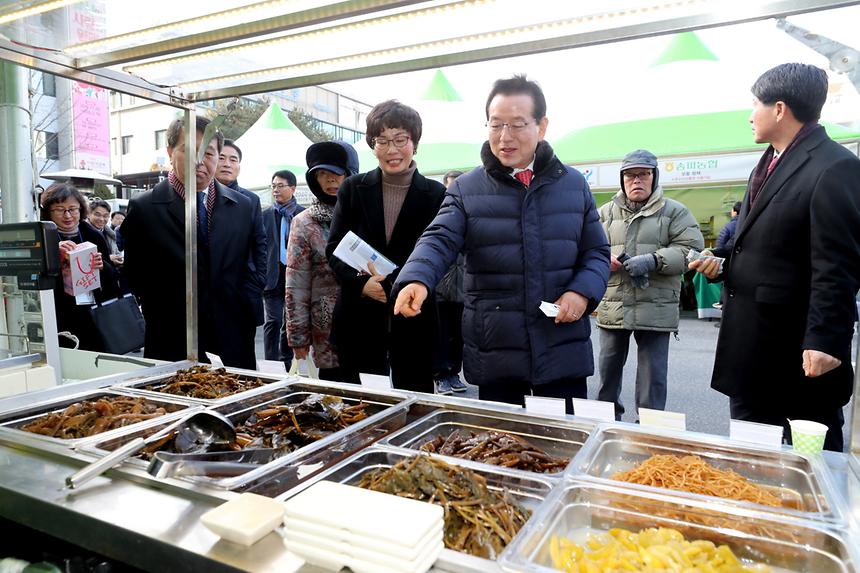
259,311,857,450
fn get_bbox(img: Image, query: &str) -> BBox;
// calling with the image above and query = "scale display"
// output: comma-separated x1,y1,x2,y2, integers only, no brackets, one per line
0,222,61,289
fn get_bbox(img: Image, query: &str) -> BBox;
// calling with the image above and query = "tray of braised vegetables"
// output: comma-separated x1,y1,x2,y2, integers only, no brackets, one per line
112,365,287,405
0,390,191,449
280,447,552,571
86,382,414,490
380,410,592,477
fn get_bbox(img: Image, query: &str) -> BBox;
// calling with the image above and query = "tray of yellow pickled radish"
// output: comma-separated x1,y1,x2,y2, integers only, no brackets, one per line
499,481,857,573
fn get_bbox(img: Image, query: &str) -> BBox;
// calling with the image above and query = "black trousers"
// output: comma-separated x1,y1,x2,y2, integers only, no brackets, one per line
729,396,845,452
433,301,464,378
478,377,587,415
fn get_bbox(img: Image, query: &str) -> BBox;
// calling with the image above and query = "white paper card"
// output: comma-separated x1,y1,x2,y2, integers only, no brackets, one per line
205,352,225,368
539,301,560,317
332,230,398,276
730,419,784,448
256,359,287,376
572,398,615,422
359,372,392,390
639,408,686,431
524,395,566,418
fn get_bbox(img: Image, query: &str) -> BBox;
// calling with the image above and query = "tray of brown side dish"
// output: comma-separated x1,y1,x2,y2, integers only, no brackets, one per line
278,447,554,573
0,389,192,449
499,480,858,573
570,423,843,525
85,381,414,490
380,410,592,477
111,364,288,405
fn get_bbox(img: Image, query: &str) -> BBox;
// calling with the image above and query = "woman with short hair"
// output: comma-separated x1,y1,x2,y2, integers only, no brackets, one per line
40,183,119,351
325,100,445,392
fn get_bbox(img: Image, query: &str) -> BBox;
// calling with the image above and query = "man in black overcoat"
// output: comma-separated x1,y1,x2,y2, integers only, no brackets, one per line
122,117,263,369
691,63,860,451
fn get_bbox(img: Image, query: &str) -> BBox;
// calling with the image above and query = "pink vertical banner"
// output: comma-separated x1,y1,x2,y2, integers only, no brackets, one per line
72,81,110,173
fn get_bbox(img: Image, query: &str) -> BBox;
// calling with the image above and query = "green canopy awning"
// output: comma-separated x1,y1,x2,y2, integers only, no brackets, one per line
552,110,860,165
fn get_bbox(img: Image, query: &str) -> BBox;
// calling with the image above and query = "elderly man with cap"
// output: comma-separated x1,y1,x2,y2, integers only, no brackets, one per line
596,149,703,420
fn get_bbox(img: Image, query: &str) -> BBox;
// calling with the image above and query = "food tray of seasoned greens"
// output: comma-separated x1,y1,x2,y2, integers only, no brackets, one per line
381,409,592,476
0,389,191,449
277,446,553,573
571,423,842,525
86,382,413,490
112,364,287,405
500,480,858,573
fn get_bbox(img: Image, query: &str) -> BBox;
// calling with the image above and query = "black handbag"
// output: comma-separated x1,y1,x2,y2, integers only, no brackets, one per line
88,294,146,354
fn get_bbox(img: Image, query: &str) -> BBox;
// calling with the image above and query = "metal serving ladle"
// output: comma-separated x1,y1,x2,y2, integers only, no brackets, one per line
64,410,236,489
147,448,277,479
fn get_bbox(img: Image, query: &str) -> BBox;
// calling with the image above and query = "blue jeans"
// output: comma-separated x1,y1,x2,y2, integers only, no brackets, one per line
597,328,669,420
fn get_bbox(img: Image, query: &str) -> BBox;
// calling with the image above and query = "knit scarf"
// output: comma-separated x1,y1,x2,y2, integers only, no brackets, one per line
748,122,821,205
168,170,215,200
274,196,302,220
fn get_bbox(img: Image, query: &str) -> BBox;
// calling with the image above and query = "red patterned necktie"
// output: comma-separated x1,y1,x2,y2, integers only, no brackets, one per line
514,169,533,187
766,154,779,176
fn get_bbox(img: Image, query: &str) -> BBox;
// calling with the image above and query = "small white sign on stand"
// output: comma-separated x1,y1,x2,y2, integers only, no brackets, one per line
730,420,784,449
256,359,287,376
571,398,615,422
205,352,225,368
639,408,686,431
524,396,567,418
359,372,392,391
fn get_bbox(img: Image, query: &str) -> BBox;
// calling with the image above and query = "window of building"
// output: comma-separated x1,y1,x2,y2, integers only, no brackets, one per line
112,137,117,155
154,129,166,149
121,135,132,155
34,131,59,160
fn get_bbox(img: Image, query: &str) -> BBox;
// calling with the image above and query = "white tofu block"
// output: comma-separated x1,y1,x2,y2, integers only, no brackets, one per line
201,493,285,546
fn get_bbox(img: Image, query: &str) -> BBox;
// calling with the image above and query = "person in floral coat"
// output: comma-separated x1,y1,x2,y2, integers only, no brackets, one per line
284,140,358,381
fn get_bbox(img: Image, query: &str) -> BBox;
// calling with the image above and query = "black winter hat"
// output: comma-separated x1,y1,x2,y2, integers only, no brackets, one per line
305,140,359,205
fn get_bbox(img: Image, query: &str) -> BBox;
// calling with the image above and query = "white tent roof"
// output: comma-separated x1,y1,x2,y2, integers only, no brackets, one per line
235,103,312,189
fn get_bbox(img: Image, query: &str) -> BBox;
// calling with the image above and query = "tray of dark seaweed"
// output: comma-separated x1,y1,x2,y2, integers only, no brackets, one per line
111,364,288,405
278,447,553,572
85,381,414,490
0,389,192,449
380,410,592,477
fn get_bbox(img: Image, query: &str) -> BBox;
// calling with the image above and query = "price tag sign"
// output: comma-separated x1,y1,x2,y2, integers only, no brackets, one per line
359,372,392,390
524,396,567,418
730,420,784,449
256,359,287,376
205,352,224,368
639,408,686,431
571,398,615,422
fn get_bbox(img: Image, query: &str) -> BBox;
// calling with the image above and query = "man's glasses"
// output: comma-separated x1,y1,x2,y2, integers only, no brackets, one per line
623,170,653,181
50,207,80,216
271,183,292,190
372,135,411,149
486,121,532,133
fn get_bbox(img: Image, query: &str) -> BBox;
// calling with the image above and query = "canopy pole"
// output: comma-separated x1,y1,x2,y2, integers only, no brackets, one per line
184,108,199,362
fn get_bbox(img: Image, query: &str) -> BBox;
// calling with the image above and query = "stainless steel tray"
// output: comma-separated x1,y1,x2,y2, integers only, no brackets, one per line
500,480,858,573
111,364,290,406
380,409,592,477
571,423,843,525
86,382,414,490
278,446,554,573
0,389,192,450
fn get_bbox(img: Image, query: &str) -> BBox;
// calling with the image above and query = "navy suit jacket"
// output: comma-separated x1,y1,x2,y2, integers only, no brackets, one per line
262,201,305,291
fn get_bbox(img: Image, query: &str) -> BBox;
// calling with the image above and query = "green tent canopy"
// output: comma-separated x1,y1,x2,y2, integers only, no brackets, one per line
552,110,860,165
651,31,719,67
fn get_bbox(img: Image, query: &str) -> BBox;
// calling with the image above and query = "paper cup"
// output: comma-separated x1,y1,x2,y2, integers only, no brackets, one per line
789,420,828,455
